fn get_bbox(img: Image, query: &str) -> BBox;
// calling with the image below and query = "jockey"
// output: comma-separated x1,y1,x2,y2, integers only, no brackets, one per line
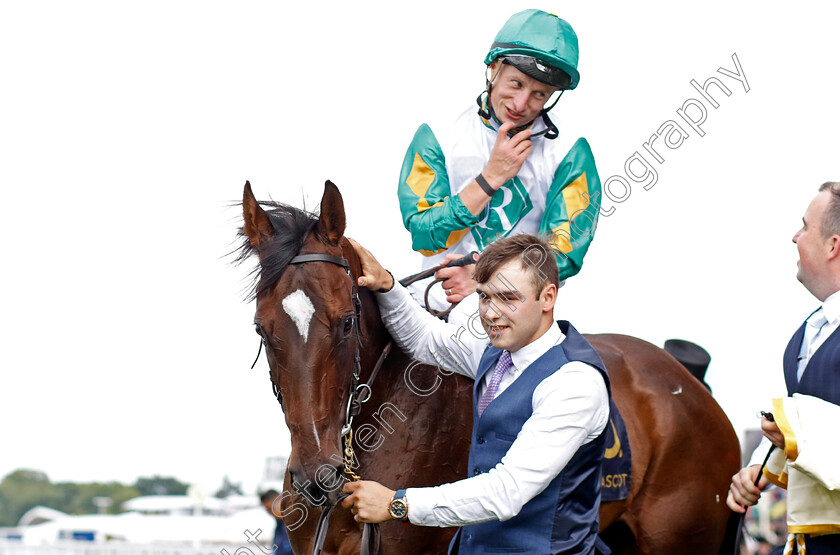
398,9,602,314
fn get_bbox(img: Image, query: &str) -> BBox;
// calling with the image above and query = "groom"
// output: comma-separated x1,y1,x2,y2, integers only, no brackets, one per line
344,234,611,555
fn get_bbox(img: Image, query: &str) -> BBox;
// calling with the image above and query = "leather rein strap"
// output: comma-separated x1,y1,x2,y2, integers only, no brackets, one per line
399,251,479,319
312,494,381,555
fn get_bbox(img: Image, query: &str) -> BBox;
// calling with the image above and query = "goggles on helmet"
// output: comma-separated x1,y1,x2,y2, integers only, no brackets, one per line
499,54,572,90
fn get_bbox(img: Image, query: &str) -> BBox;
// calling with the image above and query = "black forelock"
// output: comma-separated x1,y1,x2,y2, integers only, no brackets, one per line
234,200,318,301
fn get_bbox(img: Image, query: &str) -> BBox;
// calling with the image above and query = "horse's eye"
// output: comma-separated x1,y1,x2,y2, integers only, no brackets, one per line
343,316,355,336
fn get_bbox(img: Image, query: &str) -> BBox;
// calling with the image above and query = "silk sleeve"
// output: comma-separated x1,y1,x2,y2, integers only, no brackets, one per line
539,138,602,280
398,124,479,256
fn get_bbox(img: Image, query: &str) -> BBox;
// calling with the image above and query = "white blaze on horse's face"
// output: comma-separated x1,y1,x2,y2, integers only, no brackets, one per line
282,289,316,342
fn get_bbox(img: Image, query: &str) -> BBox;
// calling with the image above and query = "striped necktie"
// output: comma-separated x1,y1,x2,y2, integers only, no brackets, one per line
478,350,513,416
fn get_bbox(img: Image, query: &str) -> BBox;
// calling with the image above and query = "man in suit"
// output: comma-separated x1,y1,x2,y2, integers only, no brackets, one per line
344,234,611,554
727,182,840,554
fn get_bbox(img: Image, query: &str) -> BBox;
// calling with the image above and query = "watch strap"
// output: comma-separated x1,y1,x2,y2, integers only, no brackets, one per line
390,489,408,522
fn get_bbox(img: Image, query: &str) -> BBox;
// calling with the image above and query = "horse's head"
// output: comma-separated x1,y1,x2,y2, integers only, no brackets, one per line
240,180,380,507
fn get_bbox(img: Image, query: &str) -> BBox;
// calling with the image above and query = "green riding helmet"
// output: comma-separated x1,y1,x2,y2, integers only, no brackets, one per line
484,9,580,90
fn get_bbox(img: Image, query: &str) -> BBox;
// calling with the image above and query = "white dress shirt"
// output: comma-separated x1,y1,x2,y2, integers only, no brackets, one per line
377,283,610,526
749,290,840,467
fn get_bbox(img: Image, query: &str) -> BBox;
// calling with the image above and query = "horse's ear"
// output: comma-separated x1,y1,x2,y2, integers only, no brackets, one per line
317,180,346,245
242,181,274,248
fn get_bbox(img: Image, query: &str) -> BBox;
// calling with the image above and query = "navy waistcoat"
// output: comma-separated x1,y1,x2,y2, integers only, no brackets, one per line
450,321,611,555
783,321,840,404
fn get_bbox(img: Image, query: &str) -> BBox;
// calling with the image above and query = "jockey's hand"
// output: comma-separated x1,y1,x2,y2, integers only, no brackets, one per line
436,252,479,304
341,481,396,524
483,122,533,189
726,464,766,512
761,417,785,450
348,239,394,292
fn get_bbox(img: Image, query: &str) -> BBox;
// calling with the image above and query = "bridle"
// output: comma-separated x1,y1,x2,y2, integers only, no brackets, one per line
251,249,477,555
253,250,389,555
284,253,395,479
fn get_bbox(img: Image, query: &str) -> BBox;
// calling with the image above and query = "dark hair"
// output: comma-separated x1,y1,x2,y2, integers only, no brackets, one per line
818,181,840,238
234,201,318,301
473,234,559,296
260,489,280,503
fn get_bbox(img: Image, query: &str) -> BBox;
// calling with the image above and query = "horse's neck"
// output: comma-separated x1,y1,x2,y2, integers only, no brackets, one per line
353,341,474,486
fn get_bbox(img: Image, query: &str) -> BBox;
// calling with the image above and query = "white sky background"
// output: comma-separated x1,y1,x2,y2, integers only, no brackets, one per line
1,1,839,495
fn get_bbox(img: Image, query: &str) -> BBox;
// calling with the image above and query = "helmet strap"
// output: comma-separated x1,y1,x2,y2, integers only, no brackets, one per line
477,87,563,140
538,111,559,140
476,89,493,120
542,89,565,113
535,89,564,140
477,62,504,120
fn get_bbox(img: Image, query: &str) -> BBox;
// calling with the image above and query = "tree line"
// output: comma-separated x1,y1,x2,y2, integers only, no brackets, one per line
0,469,189,527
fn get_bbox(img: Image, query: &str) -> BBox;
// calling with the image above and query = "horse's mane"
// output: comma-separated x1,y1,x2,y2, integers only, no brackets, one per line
235,200,318,301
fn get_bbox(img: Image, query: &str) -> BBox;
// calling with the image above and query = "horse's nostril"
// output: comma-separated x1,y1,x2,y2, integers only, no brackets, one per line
289,472,330,507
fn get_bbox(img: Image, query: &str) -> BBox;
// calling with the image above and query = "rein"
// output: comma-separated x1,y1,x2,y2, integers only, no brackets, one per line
398,251,479,318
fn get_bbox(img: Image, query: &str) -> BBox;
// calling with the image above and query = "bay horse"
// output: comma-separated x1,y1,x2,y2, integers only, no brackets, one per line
237,180,742,554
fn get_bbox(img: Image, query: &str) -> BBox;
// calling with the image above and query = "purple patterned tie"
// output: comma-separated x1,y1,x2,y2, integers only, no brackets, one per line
478,350,513,416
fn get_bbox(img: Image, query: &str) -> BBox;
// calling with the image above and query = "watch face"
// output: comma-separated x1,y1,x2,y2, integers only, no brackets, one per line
389,499,407,519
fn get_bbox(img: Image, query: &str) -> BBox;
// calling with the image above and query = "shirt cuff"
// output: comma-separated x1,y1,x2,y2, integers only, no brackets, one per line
404,487,441,527
375,280,415,313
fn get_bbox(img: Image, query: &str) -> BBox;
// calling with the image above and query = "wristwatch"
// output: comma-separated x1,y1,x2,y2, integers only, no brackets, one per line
388,489,408,521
